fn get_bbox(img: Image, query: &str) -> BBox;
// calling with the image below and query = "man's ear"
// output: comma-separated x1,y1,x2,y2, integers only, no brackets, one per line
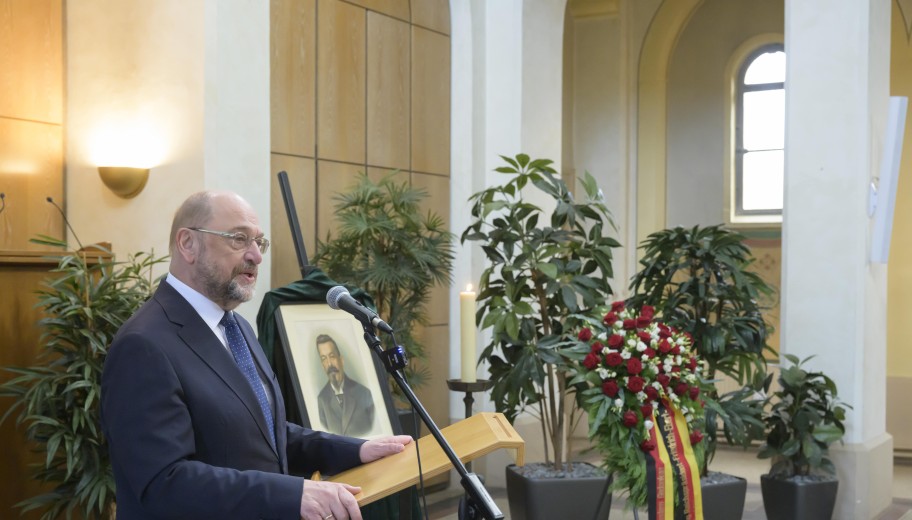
175,228,199,263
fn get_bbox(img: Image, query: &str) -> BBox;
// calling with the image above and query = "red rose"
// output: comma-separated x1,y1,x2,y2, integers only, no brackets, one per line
627,376,645,393
671,366,681,373
602,380,619,397
683,331,693,342
688,386,700,400
644,347,657,359
636,316,652,328
641,305,655,319
671,346,681,355
605,352,623,367
623,319,637,330
623,410,638,428
688,357,698,371
658,324,672,339
658,339,672,354
645,386,659,401
603,312,618,325
590,341,605,354
607,334,624,348
578,328,592,341
640,439,656,452
611,301,625,312
626,358,643,375
637,331,651,343
674,382,689,396
640,404,654,418
583,352,600,370
690,430,704,445
657,374,671,388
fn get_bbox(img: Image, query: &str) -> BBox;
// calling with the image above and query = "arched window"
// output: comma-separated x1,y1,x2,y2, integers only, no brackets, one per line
735,44,785,220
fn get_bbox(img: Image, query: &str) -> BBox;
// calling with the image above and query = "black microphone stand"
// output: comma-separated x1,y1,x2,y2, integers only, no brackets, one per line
358,323,503,520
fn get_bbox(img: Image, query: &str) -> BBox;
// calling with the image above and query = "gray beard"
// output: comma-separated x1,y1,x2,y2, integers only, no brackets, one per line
199,258,255,307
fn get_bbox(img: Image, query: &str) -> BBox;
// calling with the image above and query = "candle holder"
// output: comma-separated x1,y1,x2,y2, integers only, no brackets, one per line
447,378,496,520
447,379,494,467
447,379,493,419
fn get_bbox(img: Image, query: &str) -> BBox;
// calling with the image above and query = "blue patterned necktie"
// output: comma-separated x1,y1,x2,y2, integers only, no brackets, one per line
221,311,276,447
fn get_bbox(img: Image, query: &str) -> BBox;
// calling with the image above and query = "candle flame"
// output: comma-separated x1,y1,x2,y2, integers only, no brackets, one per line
465,283,473,292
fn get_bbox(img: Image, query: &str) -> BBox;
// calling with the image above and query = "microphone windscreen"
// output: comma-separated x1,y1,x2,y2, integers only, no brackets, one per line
326,286,349,310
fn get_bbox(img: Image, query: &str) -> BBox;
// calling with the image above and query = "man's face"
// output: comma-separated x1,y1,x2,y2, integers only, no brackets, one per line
318,341,344,386
193,195,263,310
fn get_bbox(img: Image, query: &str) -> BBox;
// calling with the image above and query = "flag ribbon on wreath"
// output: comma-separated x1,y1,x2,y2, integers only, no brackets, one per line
644,401,704,520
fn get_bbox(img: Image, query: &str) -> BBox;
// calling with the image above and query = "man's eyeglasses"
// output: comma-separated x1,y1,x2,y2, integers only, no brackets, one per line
189,228,270,254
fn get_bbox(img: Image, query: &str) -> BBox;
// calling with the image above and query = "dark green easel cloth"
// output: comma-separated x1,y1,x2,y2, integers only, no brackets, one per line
255,268,420,520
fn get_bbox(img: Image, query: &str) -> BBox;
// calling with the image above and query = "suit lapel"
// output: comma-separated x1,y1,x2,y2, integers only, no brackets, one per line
155,284,279,459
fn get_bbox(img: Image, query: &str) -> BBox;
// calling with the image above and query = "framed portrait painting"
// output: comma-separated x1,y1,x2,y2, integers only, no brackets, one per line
275,303,399,439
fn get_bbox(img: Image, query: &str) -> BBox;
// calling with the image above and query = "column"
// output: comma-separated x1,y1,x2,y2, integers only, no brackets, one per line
782,1,892,518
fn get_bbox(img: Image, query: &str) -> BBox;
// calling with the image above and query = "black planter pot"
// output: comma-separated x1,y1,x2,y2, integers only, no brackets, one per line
700,473,747,520
505,463,612,520
760,474,838,520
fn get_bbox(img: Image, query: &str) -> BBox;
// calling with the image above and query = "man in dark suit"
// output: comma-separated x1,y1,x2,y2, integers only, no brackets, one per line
315,334,375,436
101,190,411,520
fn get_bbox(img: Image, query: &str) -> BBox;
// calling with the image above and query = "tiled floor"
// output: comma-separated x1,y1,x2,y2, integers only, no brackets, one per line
420,447,912,520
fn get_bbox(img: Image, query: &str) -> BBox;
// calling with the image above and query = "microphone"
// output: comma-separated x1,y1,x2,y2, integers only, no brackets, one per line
326,286,393,334
46,196,84,249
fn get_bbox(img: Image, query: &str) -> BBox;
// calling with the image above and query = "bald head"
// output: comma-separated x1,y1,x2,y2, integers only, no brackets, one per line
170,192,214,255
168,190,264,310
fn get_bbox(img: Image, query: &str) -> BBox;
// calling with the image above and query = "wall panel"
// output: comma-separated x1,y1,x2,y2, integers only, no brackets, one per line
315,160,362,241
271,0,316,157
317,0,366,164
411,26,450,175
412,0,449,34
0,0,63,123
367,12,410,170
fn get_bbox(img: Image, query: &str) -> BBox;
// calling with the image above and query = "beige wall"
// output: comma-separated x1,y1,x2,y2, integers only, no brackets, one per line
269,0,452,429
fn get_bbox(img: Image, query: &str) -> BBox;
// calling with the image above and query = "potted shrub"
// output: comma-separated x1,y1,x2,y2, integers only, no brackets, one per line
758,354,848,520
313,172,454,411
626,225,775,520
461,154,620,520
568,301,706,518
0,237,166,520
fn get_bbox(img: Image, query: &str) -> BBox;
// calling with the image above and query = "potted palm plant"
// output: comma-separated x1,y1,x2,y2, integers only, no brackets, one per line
626,224,775,520
0,237,165,520
461,154,620,520
758,354,848,520
313,172,454,407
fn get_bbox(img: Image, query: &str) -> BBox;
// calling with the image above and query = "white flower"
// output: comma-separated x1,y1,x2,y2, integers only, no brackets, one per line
621,351,632,360
637,391,647,401
614,399,623,408
645,420,654,431
597,368,610,379
636,341,647,352
627,338,637,348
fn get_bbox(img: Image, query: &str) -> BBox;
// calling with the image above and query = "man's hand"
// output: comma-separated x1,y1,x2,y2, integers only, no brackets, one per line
359,435,412,463
300,480,361,520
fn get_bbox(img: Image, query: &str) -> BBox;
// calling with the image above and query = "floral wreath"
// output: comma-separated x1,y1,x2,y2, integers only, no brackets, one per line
571,301,706,508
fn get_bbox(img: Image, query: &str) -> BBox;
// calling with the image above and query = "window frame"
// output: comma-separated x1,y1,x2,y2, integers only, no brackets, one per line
734,43,785,219
724,34,785,228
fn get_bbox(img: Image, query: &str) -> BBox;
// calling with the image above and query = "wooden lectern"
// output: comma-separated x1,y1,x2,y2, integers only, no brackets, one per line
322,412,524,507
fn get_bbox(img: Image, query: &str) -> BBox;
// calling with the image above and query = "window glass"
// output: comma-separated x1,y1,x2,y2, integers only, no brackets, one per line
735,45,785,219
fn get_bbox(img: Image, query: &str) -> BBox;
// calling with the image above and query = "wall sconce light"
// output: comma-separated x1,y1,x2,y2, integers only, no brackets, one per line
97,167,150,198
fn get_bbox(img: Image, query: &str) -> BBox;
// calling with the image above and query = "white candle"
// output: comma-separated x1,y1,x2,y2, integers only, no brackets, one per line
460,284,477,382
